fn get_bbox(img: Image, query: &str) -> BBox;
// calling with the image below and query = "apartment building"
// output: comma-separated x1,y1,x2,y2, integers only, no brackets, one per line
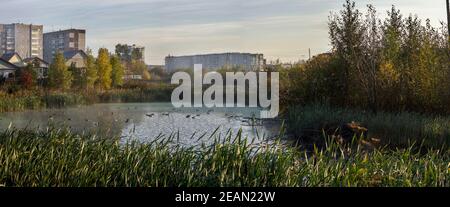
0,23,43,59
43,29,86,63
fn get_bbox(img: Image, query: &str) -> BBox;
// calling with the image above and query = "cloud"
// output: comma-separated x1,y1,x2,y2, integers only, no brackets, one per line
0,0,446,64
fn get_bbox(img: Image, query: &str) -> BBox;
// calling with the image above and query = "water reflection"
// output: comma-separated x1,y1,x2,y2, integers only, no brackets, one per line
0,103,282,146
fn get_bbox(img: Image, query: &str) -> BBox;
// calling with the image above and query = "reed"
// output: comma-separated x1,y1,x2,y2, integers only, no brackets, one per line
286,104,450,149
0,127,448,187
0,85,173,112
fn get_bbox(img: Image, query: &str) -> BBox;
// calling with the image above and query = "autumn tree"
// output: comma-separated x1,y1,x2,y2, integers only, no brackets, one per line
378,6,404,109
359,5,382,112
85,50,98,89
326,1,449,113
48,52,72,90
18,64,37,89
129,60,150,80
110,55,124,87
96,48,112,90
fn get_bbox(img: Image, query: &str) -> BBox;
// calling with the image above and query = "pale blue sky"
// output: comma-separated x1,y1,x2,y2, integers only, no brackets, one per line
0,0,447,64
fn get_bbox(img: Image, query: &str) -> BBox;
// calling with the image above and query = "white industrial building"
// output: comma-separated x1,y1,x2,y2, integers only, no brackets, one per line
165,52,265,72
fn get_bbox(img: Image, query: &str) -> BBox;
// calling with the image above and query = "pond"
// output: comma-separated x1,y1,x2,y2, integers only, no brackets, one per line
0,103,283,146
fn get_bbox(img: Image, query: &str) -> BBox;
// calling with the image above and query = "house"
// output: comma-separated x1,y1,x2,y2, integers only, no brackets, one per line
124,74,142,80
0,57,19,81
63,50,88,81
1,52,26,68
63,50,88,68
23,57,49,80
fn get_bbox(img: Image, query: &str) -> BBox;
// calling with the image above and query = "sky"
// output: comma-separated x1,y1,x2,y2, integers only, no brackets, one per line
0,0,447,64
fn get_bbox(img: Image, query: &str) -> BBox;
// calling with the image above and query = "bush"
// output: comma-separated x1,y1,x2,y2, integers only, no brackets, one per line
287,104,450,149
282,2,450,115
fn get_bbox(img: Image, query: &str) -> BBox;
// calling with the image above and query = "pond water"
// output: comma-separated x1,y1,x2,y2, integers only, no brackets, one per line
0,103,283,146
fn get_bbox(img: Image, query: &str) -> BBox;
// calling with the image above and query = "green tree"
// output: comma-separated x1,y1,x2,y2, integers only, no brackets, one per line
48,52,72,90
115,44,130,62
130,60,149,80
96,48,112,90
85,52,98,90
379,6,404,109
328,0,365,106
70,63,85,88
110,55,124,87
131,48,143,61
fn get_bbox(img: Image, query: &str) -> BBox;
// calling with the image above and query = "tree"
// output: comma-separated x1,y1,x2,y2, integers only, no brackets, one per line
131,48,143,61
129,60,149,80
329,0,365,106
70,63,85,88
115,44,130,62
85,51,97,89
379,6,403,108
110,55,124,87
96,48,112,90
326,1,449,113
48,52,72,90
150,66,167,80
116,44,144,63
359,5,382,112
18,64,37,89
142,69,151,80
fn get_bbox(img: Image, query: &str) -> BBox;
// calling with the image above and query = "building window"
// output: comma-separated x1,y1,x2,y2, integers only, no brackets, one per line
69,33,75,38
69,42,75,48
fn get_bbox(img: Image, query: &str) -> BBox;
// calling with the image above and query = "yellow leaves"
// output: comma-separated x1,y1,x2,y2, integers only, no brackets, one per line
142,70,151,80
97,48,113,90
379,61,400,83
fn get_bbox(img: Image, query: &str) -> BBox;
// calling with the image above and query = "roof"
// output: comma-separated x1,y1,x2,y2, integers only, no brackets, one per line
63,50,88,68
43,28,85,35
0,53,17,61
63,50,88,60
0,52,25,67
0,57,20,70
165,52,264,59
23,57,49,67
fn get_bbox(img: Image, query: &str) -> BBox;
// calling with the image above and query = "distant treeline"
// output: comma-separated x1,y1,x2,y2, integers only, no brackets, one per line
1,47,154,92
281,0,450,114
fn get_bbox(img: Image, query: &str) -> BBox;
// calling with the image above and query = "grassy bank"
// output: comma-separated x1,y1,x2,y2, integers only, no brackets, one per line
0,86,173,112
286,104,450,149
0,128,448,187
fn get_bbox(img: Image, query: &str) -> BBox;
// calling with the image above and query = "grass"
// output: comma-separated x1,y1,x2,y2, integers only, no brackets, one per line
0,91,85,112
0,127,448,187
286,104,450,149
96,87,173,103
0,86,173,113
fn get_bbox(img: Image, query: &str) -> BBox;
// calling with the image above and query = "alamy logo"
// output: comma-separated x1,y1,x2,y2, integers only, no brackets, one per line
171,64,279,119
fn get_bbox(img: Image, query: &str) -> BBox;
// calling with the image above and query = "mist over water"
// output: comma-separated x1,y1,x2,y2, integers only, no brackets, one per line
0,103,282,147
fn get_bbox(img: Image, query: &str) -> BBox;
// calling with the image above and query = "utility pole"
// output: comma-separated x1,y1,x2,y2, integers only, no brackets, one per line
308,48,311,60
447,0,450,37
